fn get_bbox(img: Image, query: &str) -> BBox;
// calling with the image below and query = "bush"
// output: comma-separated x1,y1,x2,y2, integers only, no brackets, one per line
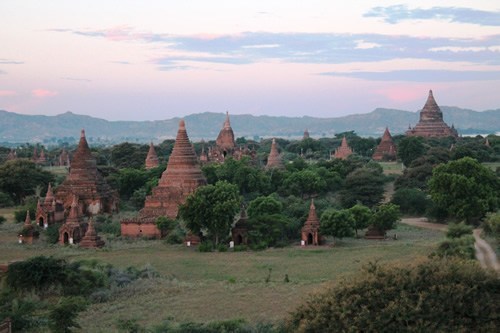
446,222,473,239
198,241,214,252
483,212,500,241
217,243,228,252
233,244,248,252
287,259,499,332
45,224,60,244
48,296,87,333
433,236,475,259
0,215,6,225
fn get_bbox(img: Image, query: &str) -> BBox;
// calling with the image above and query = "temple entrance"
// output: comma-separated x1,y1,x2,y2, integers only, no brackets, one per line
63,232,69,244
307,233,313,245
236,234,243,245
38,217,44,227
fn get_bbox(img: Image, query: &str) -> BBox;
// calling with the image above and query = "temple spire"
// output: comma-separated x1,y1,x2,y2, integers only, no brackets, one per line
145,142,159,169
44,183,54,205
24,210,32,226
224,111,231,129
266,138,283,169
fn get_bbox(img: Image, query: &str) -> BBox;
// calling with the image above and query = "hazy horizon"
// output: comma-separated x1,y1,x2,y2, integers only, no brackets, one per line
2,1,500,121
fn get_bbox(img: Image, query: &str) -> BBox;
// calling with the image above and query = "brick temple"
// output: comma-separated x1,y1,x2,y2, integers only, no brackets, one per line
36,183,64,228
266,138,283,169
406,90,458,138
121,120,207,238
200,112,256,163
58,195,86,245
145,142,159,169
372,127,397,161
55,129,118,215
231,206,249,246
332,136,353,160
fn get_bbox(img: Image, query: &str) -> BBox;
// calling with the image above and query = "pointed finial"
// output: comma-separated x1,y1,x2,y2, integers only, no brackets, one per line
179,119,185,129
310,198,315,209
81,129,86,138
24,210,31,226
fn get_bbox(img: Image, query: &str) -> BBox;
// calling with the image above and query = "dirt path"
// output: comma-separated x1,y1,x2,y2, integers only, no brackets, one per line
400,218,499,272
473,229,500,272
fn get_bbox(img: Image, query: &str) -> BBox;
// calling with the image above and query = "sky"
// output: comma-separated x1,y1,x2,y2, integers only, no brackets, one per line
1,0,500,121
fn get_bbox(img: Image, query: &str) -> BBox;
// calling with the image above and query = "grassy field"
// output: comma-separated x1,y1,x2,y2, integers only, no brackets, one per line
0,218,445,332
379,161,404,175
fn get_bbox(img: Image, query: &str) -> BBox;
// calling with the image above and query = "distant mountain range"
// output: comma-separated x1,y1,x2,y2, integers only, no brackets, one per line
0,107,499,145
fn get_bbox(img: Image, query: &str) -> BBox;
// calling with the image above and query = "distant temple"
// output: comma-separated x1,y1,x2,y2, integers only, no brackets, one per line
301,199,321,246
331,136,353,160
7,149,16,161
372,127,397,161
79,219,105,248
145,142,159,169
55,129,118,215
303,129,310,140
58,148,70,167
121,120,207,238
266,138,283,169
406,90,458,138
202,112,256,163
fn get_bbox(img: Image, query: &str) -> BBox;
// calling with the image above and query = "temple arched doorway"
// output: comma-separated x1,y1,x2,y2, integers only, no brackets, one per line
38,217,44,227
307,233,313,245
63,232,69,244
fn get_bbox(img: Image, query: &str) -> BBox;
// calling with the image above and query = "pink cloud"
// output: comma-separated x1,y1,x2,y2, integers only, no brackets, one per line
32,89,58,97
373,86,428,103
0,90,17,96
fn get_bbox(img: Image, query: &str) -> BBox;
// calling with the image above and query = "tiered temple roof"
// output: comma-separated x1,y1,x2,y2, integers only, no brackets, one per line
332,136,353,160
145,142,159,169
216,112,236,151
266,138,283,169
372,127,397,161
406,90,458,138
55,129,118,215
36,183,64,227
58,195,85,244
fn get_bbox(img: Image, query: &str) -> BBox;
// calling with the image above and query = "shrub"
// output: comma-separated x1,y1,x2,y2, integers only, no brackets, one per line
45,224,60,244
48,296,87,333
483,212,500,241
433,235,476,259
233,244,248,252
287,259,499,332
217,243,228,252
0,215,6,225
446,222,473,239
198,241,214,252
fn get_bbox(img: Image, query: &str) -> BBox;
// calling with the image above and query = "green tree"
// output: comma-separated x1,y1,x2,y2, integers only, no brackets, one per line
428,157,499,224
391,187,430,215
370,203,400,234
348,204,372,237
0,159,54,204
287,259,499,332
179,181,241,245
339,168,385,208
320,209,355,245
247,195,291,247
283,169,327,199
49,296,87,333
398,136,426,166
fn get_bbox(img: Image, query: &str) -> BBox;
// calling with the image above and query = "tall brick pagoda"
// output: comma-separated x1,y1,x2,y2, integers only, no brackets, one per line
266,138,283,169
332,136,353,160
232,206,249,246
406,90,458,138
55,129,118,215
372,127,397,161
145,142,159,169
301,199,321,246
121,120,207,238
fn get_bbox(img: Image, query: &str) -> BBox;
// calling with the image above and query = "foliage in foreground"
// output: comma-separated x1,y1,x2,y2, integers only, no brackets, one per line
287,258,499,333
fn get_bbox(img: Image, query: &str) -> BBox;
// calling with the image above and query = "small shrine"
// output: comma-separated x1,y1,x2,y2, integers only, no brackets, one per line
301,199,321,246
372,127,397,161
232,207,249,246
58,148,70,167
79,219,105,248
19,210,38,244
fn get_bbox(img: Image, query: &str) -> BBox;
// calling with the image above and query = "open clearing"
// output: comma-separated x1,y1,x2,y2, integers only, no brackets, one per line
0,221,445,332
